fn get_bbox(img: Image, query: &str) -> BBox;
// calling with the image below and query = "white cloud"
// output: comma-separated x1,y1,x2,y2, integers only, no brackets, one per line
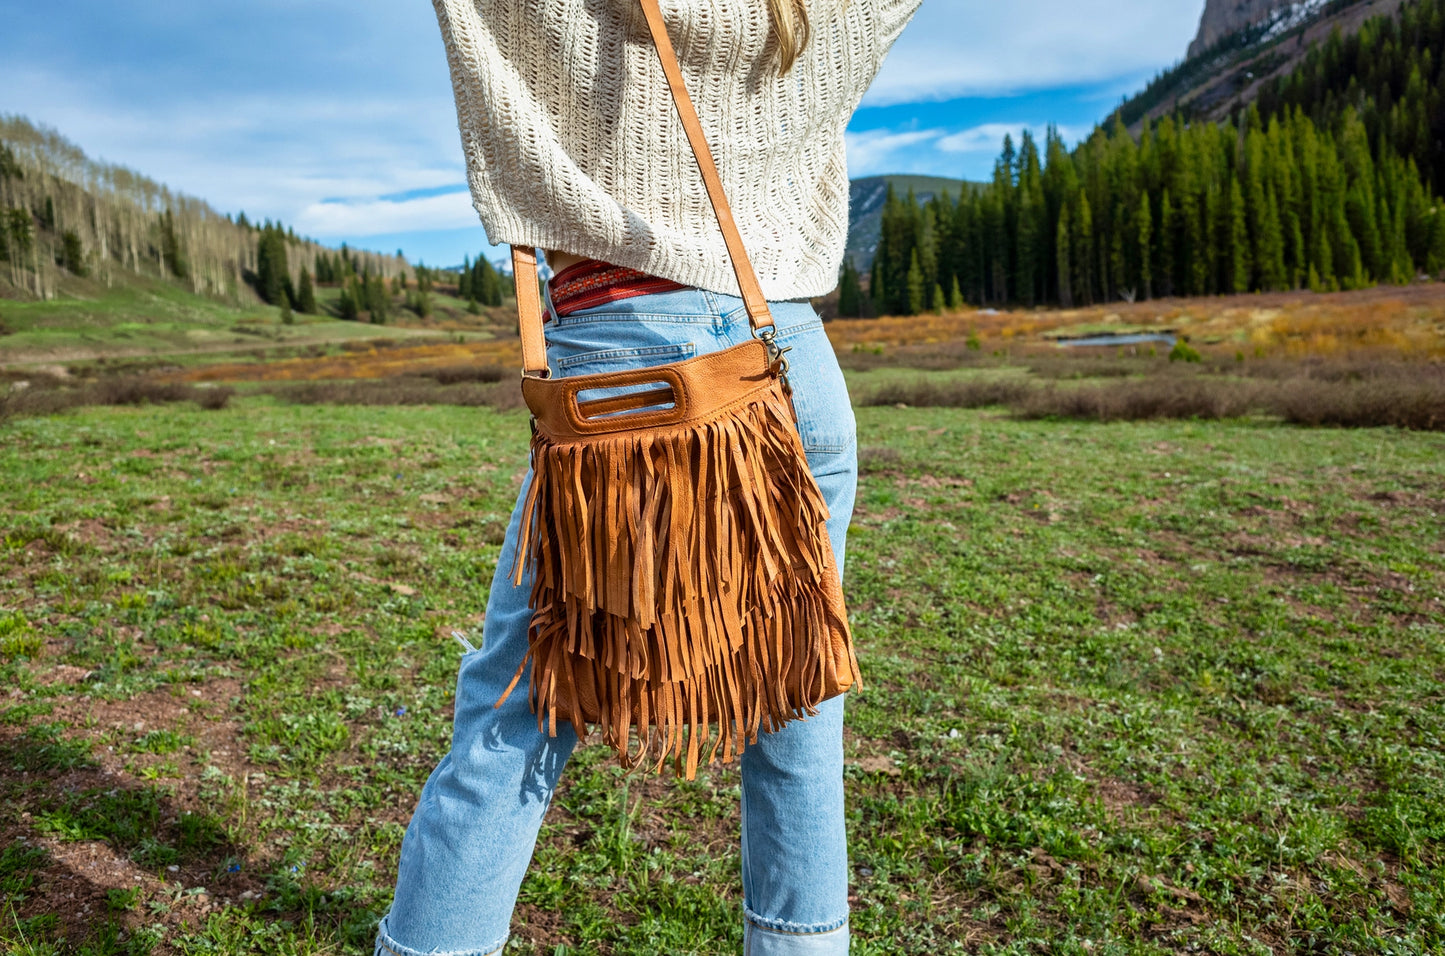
1,0,1208,262
844,128,948,175
935,123,1091,154
846,122,1098,178
868,0,1207,105
296,191,480,238
0,64,469,235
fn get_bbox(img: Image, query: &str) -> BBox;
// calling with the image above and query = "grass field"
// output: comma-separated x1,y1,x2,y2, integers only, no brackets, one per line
0,278,514,371
1,382,1442,953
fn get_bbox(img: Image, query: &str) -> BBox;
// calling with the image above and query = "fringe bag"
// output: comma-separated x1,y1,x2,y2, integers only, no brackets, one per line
494,0,861,780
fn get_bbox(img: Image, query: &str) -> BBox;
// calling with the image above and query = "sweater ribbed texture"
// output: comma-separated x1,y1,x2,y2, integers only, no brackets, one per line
432,0,921,300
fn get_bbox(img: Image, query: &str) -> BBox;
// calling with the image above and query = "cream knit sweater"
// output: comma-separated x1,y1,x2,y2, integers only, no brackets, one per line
432,0,921,300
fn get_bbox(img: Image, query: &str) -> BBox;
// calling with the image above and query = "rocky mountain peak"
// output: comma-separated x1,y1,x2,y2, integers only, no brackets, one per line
1188,0,1310,58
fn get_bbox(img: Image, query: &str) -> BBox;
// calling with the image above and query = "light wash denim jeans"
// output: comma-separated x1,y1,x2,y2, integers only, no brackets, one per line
375,287,858,956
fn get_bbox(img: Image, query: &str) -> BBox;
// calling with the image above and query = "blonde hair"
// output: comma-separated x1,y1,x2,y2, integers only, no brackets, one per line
767,0,811,74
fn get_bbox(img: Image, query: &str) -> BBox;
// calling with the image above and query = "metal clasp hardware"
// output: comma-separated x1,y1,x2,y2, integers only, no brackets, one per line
757,327,792,386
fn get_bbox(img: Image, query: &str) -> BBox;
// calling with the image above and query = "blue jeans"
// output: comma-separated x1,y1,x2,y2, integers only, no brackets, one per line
375,288,859,955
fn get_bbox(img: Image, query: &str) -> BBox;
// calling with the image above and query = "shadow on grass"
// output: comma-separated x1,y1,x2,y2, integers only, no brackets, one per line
0,722,252,952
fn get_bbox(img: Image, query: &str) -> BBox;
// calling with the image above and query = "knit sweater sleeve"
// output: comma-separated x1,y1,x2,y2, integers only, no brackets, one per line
433,0,922,300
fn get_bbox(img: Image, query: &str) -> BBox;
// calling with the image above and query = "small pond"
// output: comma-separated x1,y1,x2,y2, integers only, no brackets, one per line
1055,332,1178,348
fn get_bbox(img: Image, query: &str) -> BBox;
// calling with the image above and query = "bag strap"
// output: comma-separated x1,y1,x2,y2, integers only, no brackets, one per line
511,0,775,378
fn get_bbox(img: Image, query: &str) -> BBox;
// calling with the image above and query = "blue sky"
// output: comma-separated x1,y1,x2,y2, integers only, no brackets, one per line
1,0,1203,268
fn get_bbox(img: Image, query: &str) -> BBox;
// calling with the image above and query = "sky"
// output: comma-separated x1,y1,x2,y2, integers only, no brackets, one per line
0,0,1205,268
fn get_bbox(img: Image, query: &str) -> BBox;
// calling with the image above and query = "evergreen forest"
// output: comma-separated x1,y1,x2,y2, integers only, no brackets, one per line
860,0,1445,316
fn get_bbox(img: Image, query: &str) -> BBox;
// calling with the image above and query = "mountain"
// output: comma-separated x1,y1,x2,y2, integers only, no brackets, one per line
850,0,1445,316
847,174,975,270
1190,0,1311,58
1122,0,1409,129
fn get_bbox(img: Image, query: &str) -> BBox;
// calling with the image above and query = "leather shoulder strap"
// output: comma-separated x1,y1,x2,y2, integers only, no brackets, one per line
512,246,549,377
513,0,775,377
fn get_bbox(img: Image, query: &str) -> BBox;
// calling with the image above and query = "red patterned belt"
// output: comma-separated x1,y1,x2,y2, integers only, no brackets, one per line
547,259,686,319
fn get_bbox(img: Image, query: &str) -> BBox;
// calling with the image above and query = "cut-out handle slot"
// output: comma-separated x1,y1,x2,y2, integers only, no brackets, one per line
559,366,690,433
577,385,677,421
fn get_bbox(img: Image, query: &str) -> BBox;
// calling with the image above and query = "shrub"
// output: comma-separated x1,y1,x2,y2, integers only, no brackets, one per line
837,340,1000,372
1168,340,1203,363
1026,356,1143,380
422,364,507,385
862,378,1031,409
195,387,235,411
1272,379,1445,430
1018,378,1259,422
0,378,235,420
266,377,523,411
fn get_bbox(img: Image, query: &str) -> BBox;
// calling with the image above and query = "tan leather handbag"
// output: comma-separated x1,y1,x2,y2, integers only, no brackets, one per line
495,0,861,779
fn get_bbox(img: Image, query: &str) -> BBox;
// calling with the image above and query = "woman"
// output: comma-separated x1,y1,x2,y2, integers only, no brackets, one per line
376,0,920,953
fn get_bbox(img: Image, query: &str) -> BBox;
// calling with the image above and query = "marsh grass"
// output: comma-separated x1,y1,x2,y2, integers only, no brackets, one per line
863,358,1445,430
265,377,523,410
0,378,234,422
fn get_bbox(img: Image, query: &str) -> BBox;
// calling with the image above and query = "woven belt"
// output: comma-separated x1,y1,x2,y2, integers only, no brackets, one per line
548,259,686,319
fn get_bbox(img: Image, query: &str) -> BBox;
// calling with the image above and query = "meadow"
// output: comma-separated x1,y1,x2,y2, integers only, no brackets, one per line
1,286,1443,955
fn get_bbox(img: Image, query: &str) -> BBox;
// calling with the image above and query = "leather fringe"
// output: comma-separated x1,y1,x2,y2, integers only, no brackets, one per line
498,388,859,779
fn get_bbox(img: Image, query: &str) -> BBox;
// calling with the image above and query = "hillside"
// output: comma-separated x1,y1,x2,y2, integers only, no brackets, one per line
0,115,407,306
0,117,524,367
1122,0,1408,128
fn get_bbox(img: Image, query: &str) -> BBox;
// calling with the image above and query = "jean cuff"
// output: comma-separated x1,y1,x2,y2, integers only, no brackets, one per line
744,907,849,955
375,916,508,956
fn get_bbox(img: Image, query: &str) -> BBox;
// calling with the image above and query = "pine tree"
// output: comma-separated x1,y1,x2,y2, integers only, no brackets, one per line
837,259,862,317
255,226,290,304
1428,206,1445,277
1259,186,1287,290
338,284,359,320
948,274,964,310
410,264,433,318
279,289,294,325
297,267,317,314
61,230,86,277
1016,186,1038,306
905,250,925,315
870,252,888,314
1056,204,1074,308
160,208,188,279
366,272,389,323
1072,190,1094,305
459,254,473,300
473,256,503,306
1229,177,1251,293
0,144,22,187
8,209,34,282
1137,192,1153,300
1158,189,1176,297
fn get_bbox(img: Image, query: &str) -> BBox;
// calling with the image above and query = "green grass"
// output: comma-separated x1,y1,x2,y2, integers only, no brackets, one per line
0,392,1441,953
0,279,498,371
